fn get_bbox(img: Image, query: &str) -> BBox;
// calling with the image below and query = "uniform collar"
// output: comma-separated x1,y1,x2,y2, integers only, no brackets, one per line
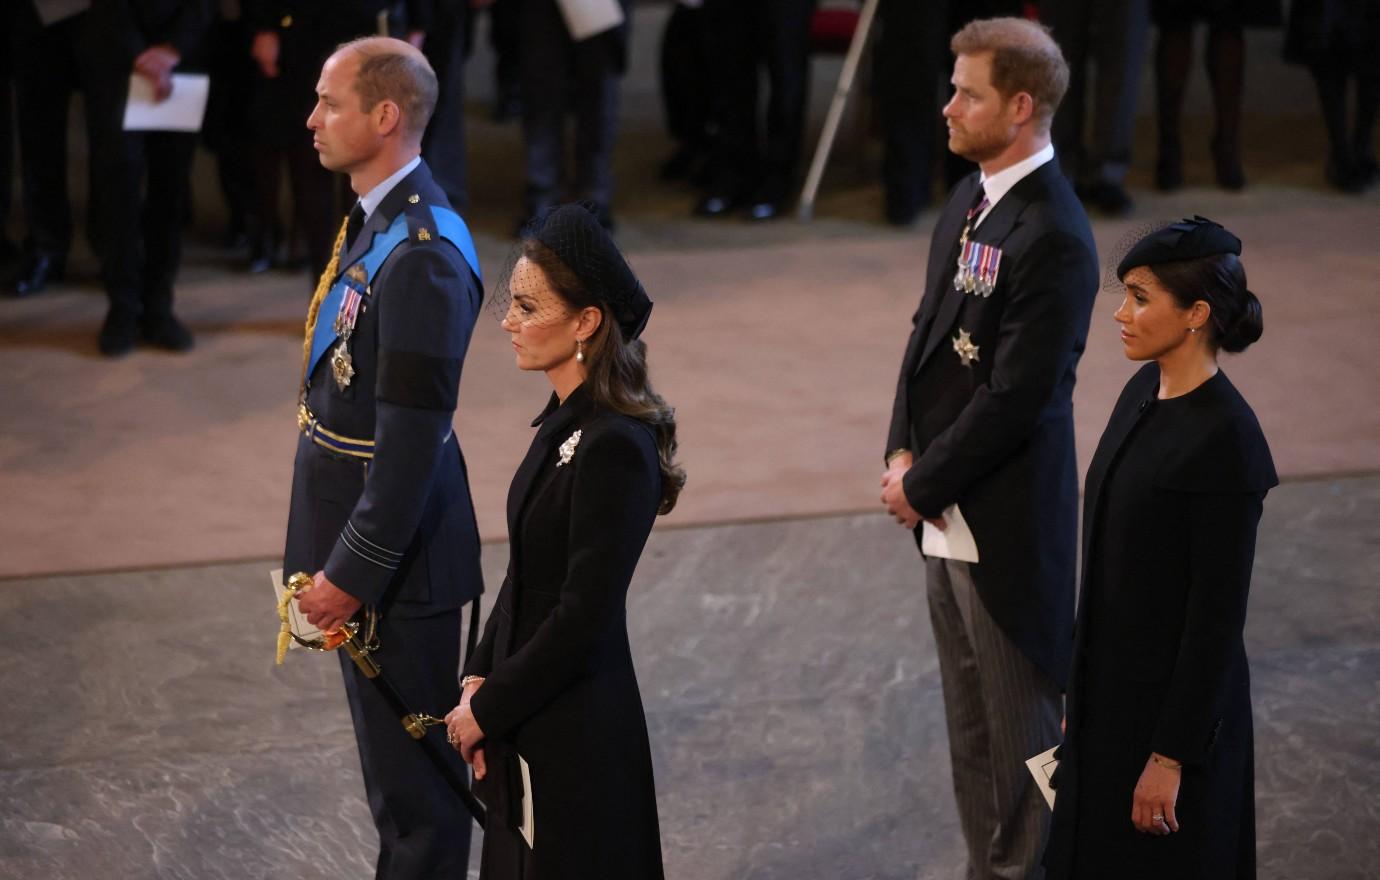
358,155,422,223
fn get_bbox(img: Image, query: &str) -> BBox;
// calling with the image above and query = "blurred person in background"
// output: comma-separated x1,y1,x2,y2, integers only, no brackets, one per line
1151,0,1283,191
82,0,212,356
1284,0,1380,192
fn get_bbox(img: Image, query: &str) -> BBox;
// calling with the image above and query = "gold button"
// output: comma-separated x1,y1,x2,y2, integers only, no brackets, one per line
407,194,420,204
281,14,293,27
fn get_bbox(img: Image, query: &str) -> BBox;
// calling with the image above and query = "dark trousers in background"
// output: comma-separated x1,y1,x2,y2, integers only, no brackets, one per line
84,67,197,323
519,0,628,217
203,12,258,244
876,0,947,223
422,0,469,210
10,10,92,265
1047,0,1150,187
660,3,712,158
338,609,473,880
253,141,337,281
700,0,817,204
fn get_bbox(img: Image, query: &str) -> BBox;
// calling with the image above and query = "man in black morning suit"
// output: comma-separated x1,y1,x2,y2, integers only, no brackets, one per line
286,37,482,878
881,19,1097,880
75,0,213,355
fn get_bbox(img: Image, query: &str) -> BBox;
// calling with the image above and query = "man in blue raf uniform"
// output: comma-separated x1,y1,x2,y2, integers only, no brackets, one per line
284,36,483,878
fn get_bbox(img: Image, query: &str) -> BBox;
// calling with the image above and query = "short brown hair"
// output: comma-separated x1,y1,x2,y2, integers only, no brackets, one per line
951,18,1069,129
338,37,437,140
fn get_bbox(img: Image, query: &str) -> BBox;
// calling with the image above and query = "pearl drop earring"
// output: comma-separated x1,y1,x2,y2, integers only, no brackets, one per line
576,339,585,363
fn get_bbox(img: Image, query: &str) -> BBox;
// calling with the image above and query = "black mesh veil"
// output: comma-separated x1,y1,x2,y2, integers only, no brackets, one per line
488,203,654,339
1102,219,1176,295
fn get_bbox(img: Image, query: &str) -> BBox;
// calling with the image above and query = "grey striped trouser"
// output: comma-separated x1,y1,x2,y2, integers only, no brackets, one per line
925,557,1062,880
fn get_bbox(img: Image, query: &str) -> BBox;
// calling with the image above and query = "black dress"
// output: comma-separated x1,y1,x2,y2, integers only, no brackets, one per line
1044,364,1277,880
465,385,665,880
1152,0,1282,28
1283,0,1380,67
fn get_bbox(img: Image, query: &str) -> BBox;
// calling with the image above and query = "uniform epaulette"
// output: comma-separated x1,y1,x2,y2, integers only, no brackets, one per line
402,196,438,244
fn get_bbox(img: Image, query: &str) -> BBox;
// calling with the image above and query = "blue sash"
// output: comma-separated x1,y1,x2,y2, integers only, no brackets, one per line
307,206,482,380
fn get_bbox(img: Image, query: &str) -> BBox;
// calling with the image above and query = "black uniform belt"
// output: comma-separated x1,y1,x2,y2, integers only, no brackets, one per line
298,404,375,460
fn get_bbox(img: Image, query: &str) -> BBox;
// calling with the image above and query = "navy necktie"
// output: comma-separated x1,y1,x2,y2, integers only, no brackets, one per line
345,203,366,252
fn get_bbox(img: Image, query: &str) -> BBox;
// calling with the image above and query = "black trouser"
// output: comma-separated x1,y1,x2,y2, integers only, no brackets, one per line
1046,0,1150,186
876,0,948,217
78,59,195,321
10,11,90,262
660,4,711,152
422,0,469,210
339,609,473,880
701,0,817,202
203,14,257,239
519,0,628,214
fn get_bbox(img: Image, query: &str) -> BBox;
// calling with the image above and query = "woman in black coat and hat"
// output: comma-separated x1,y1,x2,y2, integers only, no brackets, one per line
1043,217,1277,879
444,204,684,879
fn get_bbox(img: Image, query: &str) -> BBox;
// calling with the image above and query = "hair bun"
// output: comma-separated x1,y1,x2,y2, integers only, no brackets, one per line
1220,288,1263,353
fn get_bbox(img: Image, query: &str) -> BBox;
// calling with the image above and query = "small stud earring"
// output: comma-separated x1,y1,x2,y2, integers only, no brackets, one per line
1189,327,1197,334
575,339,585,363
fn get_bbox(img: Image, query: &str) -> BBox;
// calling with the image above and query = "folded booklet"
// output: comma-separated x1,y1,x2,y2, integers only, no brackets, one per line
921,503,980,563
1025,746,1058,810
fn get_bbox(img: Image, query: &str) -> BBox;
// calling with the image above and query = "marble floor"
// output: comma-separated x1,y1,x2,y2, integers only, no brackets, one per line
1,475,1376,879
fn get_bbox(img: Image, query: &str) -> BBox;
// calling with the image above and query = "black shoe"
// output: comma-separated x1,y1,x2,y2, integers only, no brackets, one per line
99,310,139,358
12,252,65,297
747,198,784,221
885,188,926,227
1155,153,1183,192
492,87,522,123
1079,181,1134,217
1325,157,1367,194
694,192,741,218
660,146,700,182
142,313,195,352
247,235,275,274
1212,138,1245,191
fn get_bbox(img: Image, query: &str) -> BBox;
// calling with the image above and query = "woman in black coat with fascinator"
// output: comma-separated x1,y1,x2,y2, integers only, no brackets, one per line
443,204,683,880
1044,217,1277,879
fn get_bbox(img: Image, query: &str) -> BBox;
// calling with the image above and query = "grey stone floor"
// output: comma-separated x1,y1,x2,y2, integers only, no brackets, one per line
1,475,1377,880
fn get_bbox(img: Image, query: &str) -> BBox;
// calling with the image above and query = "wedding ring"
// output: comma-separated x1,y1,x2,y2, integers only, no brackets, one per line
1152,813,1164,821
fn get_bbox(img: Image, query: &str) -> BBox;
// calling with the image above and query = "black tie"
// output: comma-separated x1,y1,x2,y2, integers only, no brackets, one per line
345,203,366,252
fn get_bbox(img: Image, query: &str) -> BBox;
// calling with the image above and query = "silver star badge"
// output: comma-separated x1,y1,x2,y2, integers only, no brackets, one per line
953,328,980,367
557,430,583,467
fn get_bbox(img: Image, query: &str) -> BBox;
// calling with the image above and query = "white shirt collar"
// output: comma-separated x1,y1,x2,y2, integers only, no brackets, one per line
358,156,421,222
975,142,1055,226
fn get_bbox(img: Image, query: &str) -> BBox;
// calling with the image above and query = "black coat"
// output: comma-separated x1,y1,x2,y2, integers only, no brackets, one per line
1044,364,1277,879
465,385,665,880
283,160,483,616
886,160,1098,686
1151,0,1283,28
243,1,387,143
1283,0,1380,67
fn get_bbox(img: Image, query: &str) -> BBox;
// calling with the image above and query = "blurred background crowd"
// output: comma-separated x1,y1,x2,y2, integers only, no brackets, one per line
1,0,1376,355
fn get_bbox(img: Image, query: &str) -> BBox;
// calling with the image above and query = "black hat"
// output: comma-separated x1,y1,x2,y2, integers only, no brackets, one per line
524,204,653,339
1116,216,1242,280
